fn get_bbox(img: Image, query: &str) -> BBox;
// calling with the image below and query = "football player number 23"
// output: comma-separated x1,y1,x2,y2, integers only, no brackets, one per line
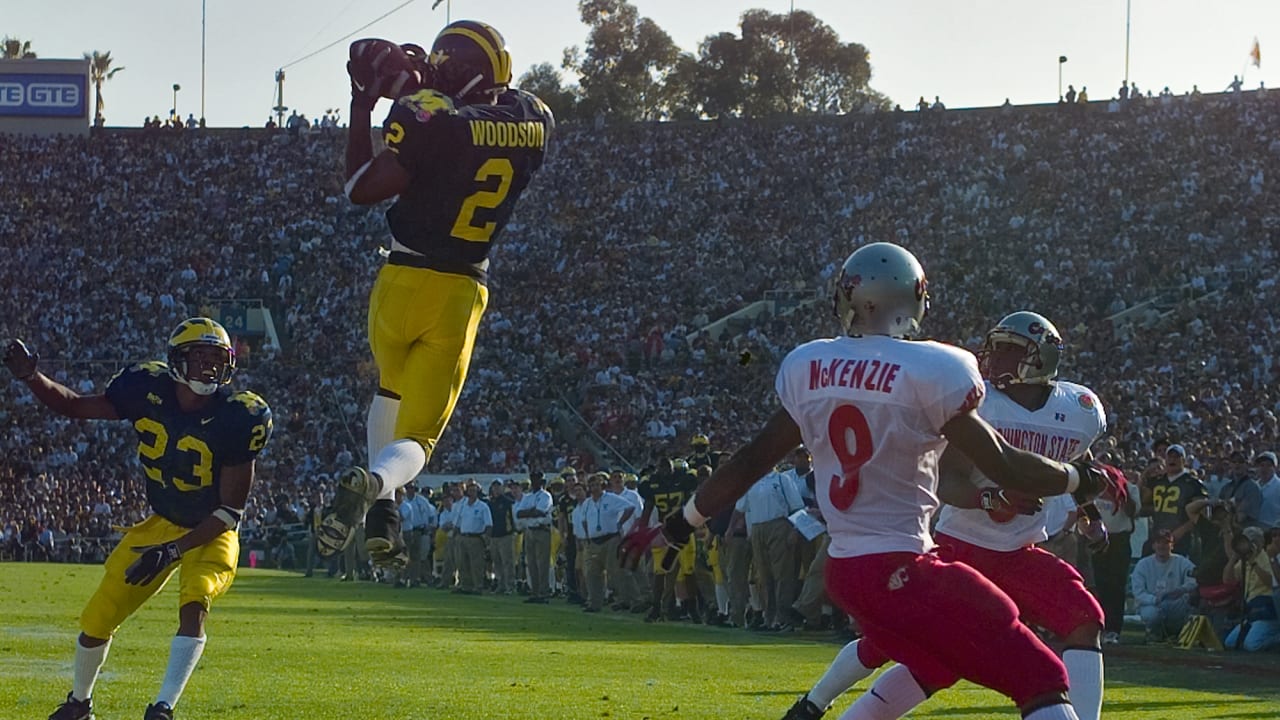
451,158,514,243
827,404,873,510
134,418,214,492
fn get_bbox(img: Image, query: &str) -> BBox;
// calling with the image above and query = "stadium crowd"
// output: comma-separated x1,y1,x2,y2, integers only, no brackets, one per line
2,89,1279,650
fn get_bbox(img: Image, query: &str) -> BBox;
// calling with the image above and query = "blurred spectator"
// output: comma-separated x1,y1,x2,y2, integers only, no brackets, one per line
1222,526,1279,651
1131,529,1197,641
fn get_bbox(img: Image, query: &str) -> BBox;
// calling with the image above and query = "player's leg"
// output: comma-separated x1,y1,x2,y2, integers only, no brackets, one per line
147,527,239,718
784,638,892,719
950,539,1104,720
52,519,182,719
826,552,1074,719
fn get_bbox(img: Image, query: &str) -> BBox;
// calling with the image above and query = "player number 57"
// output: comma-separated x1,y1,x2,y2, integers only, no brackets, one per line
827,404,873,511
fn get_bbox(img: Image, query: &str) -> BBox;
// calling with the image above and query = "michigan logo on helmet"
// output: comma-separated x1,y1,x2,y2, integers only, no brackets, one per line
977,311,1063,389
167,317,235,396
832,242,930,338
428,20,512,101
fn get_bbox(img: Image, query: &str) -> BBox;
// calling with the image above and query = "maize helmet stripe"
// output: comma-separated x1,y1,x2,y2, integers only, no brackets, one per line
169,317,233,350
439,23,510,85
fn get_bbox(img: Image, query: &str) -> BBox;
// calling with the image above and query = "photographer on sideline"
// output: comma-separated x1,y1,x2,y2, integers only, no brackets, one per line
1222,527,1280,651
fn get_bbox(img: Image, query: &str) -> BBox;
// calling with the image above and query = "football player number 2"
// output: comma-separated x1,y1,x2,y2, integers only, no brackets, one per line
451,158,514,243
827,404,873,510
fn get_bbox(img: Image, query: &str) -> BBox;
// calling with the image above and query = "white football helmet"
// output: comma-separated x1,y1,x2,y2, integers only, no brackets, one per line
977,311,1062,389
832,242,930,338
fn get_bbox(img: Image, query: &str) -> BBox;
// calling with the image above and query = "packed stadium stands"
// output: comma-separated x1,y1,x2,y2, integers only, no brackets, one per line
3,92,1279,649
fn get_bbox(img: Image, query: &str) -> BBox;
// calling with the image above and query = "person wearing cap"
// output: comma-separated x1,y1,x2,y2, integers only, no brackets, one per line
1130,529,1196,642
1222,526,1279,651
1212,451,1264,530
515,471,554,604
1254,451,1280,529
401,483,436,587
434,486,460,589
555,473,585,604
1140,444,1209,560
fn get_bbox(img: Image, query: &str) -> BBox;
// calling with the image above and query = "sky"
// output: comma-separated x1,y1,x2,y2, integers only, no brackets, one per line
3,0,1277,126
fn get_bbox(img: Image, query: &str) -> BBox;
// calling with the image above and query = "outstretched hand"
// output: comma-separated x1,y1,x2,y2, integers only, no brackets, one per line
3,339,38,380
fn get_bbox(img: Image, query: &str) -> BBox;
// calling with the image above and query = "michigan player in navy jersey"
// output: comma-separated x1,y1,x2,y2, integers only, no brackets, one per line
318,19,553,568
635,458,700,620
4,318,271,720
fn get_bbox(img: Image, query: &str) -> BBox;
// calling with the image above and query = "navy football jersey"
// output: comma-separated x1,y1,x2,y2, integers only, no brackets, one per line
639,470,698,517
106,361,273,528
381,87,553,277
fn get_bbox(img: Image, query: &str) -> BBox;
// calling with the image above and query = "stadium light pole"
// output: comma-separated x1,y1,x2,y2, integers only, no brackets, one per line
1058,55,1067,101
1124,0,1131,86
201,0,206,122
172,83,181,121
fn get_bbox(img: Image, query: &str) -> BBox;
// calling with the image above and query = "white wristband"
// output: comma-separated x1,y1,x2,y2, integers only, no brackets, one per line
683,496,708,528
1063,464,1080,494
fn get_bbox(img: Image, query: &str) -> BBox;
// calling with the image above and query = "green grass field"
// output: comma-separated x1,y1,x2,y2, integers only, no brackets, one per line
2,564,1278,719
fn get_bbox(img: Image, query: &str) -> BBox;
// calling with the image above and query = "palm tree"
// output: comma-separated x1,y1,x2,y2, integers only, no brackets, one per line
84,50,125,126
2,37,37,59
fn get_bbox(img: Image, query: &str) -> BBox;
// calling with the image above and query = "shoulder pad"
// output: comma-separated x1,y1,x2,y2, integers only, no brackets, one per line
108,360,169,385
397,89,456,122
228,390,271,417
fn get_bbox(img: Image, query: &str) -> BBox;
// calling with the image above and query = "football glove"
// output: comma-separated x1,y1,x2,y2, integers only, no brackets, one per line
619,510,695,572
347,38,422,111
3,338,38,380
1070,461,1128,507
124,542,182,586
1078,503,1110,554
976,487,1042,522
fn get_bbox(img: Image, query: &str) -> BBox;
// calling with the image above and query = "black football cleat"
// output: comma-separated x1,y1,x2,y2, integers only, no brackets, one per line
364,498,409,569
781,694,826,720
316,467,380,557
48,693,92,720
143,701,174,720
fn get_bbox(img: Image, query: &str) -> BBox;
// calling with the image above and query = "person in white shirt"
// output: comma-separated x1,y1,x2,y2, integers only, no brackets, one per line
1130,530,1196,641
786,311,1114,720
434,490,460,589
736,467,805,630
622,243,1120,720
401,483,435,587
579,473,635,612
1254,452,1280,528
454,482,493,594
608,469,646,611
515,472,555,604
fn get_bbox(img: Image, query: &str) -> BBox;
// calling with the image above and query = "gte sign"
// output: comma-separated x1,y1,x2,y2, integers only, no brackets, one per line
0,82,80,107
0,73,87,117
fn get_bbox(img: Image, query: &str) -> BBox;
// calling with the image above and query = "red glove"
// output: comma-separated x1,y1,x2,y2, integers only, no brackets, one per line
977,487,1042,523
619,511,695,571
1071,460,1128,507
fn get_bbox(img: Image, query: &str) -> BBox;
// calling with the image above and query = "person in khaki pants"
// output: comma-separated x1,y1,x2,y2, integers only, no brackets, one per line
736,468,804,629
453,481,492,594
516,471,555,603
579,473,635,612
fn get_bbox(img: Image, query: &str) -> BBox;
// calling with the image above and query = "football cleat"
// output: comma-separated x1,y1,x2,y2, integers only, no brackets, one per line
781,694,827,720
144,701,174,720
364,498,408,569
316,467,381,557
48,693,92,720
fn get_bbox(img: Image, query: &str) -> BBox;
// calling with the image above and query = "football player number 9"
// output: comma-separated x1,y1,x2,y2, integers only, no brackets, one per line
451,158,514,243
827,404,873,511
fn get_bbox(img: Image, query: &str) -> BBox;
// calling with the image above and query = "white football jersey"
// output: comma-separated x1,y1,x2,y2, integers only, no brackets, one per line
935,380,1106,551
775,335,985,559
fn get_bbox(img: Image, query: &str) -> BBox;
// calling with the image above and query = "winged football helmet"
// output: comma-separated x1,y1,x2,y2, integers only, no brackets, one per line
167,317,235,396
428,20,512,102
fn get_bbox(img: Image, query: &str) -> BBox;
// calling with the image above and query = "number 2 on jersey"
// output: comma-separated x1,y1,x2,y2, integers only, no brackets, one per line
827,404,873,510
451,157,514,242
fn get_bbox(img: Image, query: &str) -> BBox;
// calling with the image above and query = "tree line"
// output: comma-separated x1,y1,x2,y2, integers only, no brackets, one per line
520,1,889,123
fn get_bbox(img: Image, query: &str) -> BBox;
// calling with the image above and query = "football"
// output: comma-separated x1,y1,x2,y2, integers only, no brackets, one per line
347,38,424,100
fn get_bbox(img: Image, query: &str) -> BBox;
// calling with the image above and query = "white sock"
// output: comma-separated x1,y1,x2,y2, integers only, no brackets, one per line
72,637,111,701
1024,703,1080,720
839,664,926,720
366,395,400,498
369,438,426,500
809,640,876,708
1062,648,1103,720
715,584,729,614
156,635,206,708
